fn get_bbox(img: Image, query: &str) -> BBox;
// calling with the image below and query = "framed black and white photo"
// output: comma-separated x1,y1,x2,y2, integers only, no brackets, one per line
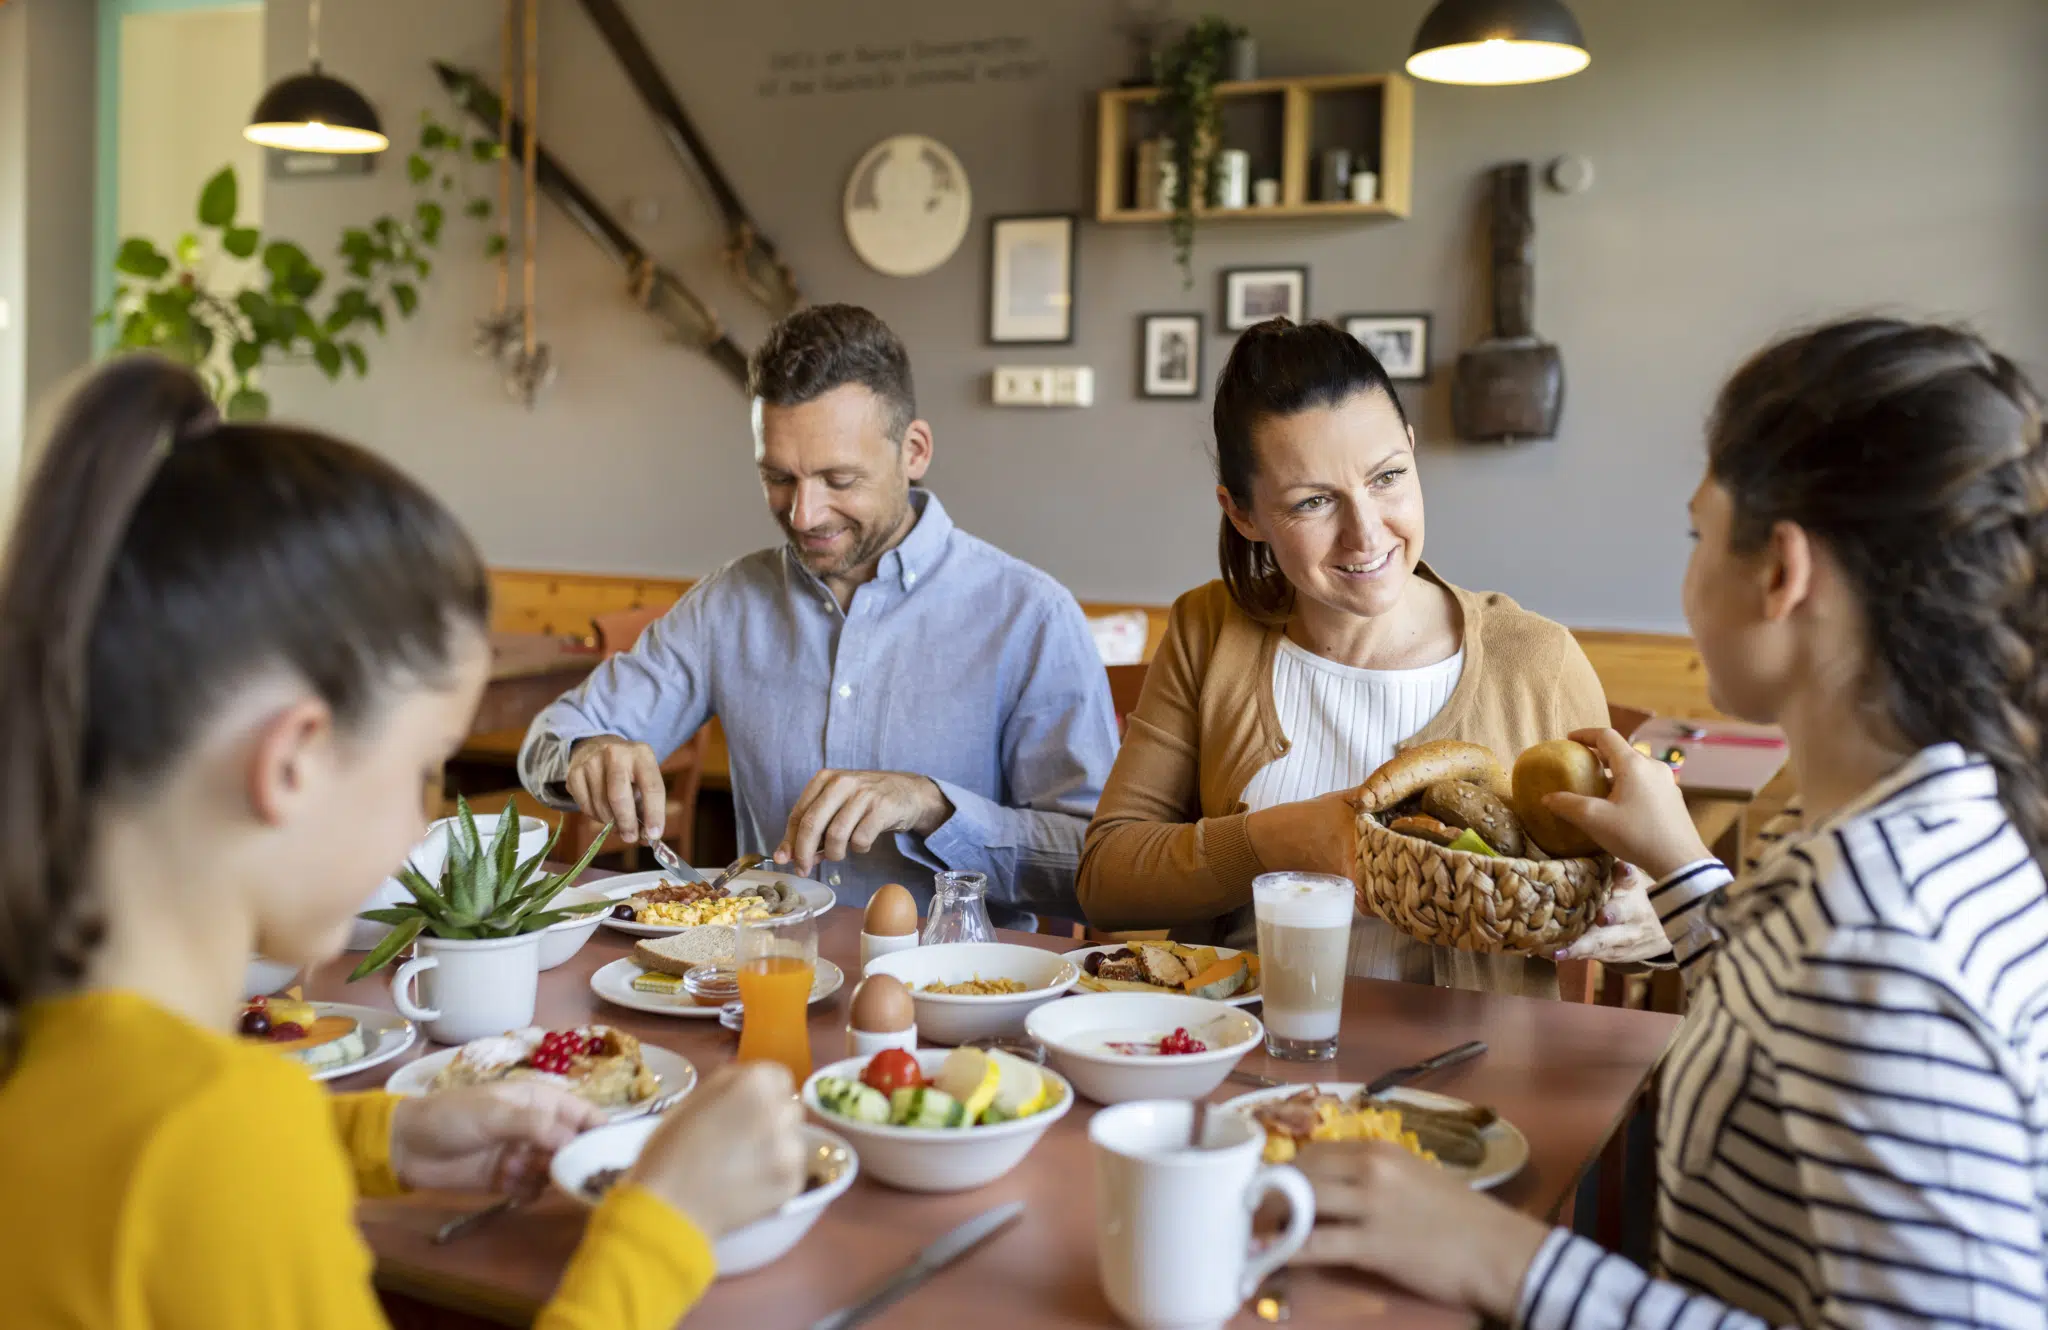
1342,313,1432,382
1139,313,1203,398
1220,266,1308,331
987,214,1076,344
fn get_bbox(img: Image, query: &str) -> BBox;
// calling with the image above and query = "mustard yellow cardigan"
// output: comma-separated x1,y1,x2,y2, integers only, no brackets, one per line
0,990,715,1328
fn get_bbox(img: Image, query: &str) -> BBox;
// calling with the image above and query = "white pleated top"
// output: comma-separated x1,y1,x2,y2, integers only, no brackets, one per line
1240,636,1462,979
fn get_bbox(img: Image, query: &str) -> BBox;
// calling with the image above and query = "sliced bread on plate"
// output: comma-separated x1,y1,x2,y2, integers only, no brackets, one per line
632,926,737,975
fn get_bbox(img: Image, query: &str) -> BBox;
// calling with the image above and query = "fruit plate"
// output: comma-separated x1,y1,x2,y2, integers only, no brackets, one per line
1059,943,1264,1008
595,868,835,938
1215,1083,1529,1191
292,1003,416,1083
591,956,845,1018
384,1036,698,1121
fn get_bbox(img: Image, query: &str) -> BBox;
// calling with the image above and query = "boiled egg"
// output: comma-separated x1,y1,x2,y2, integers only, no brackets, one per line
847,974,916,1034
863,882,919,937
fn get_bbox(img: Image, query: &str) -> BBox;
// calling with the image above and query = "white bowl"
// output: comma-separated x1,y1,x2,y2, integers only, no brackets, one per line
244,956,299,1000
552,1118,855,1274
861,943,1080,1046
537,885,610,970
801,1047,1072,1192
1025,993,1263,1105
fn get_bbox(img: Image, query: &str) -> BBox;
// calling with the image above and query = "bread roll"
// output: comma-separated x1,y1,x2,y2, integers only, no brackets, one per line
1511,740,1609,857
1419,781,1526,858
1387,814,1462,847
1356,740,1508,813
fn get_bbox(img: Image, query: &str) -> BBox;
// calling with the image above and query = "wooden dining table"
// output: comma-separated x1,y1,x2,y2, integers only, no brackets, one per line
314,906,1679,1329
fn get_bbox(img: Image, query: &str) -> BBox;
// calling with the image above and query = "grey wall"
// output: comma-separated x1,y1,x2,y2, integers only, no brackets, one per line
0,0,99,510
263,0,2048,632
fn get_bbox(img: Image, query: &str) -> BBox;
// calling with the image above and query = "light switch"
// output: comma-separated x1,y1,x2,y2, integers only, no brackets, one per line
992,366,1093,407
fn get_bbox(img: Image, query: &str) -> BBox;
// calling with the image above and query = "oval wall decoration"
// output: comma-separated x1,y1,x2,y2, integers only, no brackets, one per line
842,134,973,277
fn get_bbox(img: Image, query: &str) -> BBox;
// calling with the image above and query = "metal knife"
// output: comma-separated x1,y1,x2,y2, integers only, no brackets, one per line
809,1201,1024,1330
1365,1040,1487,1096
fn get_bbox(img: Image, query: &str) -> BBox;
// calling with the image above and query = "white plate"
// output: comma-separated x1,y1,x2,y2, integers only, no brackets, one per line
591,956,846,1018
1217,1082,1528,1190
384,1029,699,1120
267,1002,417,1083
1060,943,1264,1008
595,868,835,938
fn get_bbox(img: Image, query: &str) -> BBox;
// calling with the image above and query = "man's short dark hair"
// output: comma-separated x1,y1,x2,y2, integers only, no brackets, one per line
748,304,917,440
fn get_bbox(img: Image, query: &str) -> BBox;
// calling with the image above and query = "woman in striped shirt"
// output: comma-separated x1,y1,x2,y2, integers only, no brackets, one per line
1291,318,2048,1329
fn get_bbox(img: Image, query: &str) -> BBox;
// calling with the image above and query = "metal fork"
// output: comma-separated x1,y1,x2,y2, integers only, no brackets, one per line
432,1089,690,1244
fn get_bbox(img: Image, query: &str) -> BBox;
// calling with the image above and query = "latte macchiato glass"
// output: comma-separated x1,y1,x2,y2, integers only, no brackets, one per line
1251,872,1352,1061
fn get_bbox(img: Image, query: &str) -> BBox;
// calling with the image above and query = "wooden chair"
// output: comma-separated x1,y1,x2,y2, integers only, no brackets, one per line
592,604,668,656
1106,662,1148,737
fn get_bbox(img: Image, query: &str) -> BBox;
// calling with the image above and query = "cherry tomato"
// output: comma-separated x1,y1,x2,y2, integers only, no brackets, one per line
861,1049,924,1095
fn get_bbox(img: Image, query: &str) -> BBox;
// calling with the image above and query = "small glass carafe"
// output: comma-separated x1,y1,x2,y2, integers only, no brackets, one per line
921,870,995,945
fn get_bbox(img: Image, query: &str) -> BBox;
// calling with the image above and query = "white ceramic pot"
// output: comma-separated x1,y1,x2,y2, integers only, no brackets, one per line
349,813,552,951
801,1048,1072,1192
1025,993,1262,1105
391,931,541,1044
1090,1101,1315,1330
551,1120,858,1275
861,943,1079,1046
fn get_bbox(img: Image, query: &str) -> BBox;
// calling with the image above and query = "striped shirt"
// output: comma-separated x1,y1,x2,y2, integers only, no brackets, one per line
1520,744,2048,1329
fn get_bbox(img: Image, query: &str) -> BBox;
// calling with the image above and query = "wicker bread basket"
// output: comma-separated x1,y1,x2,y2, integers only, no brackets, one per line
1353,807,1615,954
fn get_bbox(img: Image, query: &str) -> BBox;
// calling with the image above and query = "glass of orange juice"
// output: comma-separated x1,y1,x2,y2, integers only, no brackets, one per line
735,907,817,1082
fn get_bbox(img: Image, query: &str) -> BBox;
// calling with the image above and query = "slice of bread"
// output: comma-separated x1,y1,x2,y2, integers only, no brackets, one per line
632,926,737,975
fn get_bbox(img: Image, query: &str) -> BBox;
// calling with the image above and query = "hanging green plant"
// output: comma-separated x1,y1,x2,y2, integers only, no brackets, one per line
97,113,502,418
1153,15,1244,286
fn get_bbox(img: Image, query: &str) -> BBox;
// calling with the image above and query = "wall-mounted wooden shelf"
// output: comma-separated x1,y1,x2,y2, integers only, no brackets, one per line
1095,72,1413,224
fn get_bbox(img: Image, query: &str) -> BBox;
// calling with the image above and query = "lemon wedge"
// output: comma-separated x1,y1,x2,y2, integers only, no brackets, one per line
933,1048,1003,1125
988,1049,1050,1118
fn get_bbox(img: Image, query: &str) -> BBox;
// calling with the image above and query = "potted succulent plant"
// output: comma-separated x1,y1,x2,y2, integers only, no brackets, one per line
350,797,610,976
351,798,613,1042
1153,15,1246,285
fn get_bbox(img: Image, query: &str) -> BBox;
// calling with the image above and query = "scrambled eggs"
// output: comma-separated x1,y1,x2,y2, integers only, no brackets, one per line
636,896,772,928
1258,1098,1435,1165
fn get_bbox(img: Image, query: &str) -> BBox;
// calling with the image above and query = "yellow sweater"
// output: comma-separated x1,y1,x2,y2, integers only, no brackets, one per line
0,990,716,1328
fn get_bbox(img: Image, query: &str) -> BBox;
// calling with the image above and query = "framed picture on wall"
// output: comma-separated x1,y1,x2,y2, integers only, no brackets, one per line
987,214,1077,344
1342,312,1432,382
1220,266,1307,331
1139,313,1203,398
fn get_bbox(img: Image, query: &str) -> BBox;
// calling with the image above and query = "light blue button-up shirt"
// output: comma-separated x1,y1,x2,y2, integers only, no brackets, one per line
518,491,1119,926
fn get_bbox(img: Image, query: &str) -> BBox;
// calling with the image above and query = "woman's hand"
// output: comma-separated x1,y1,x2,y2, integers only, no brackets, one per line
1246,790,1361,886
1554,865,1672,964
389,1082,607,1194
630,1063,806,1239
1289,1140,1551,1320
1542,728,1711,882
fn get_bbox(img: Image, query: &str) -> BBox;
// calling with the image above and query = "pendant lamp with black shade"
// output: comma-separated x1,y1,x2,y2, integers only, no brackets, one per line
245,0,389,153
1406,0,1590,86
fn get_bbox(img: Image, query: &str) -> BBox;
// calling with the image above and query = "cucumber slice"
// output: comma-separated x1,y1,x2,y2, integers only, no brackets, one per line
890,1086,963,1128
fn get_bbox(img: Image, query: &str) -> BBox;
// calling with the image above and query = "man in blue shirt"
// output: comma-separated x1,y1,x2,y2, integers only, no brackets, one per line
519,304,1119,925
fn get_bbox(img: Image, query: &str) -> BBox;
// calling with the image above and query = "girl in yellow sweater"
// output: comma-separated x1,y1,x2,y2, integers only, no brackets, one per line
0,356,805,1327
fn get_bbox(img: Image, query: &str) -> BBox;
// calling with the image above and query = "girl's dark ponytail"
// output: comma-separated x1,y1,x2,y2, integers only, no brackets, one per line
0,359,213,1059
0,355,488,1068
1708,319,2048,860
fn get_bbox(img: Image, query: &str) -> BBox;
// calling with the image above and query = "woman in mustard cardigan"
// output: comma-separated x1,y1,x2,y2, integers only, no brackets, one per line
0,356,802,1327
1078,320,1657,996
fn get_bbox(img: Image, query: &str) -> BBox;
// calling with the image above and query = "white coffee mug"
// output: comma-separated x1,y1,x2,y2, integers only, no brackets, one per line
1090,1101,1314,1330
391,931,542,1044
350,813,551,951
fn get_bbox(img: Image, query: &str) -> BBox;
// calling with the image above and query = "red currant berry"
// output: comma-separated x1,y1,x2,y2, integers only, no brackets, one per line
270,1022,306,1041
